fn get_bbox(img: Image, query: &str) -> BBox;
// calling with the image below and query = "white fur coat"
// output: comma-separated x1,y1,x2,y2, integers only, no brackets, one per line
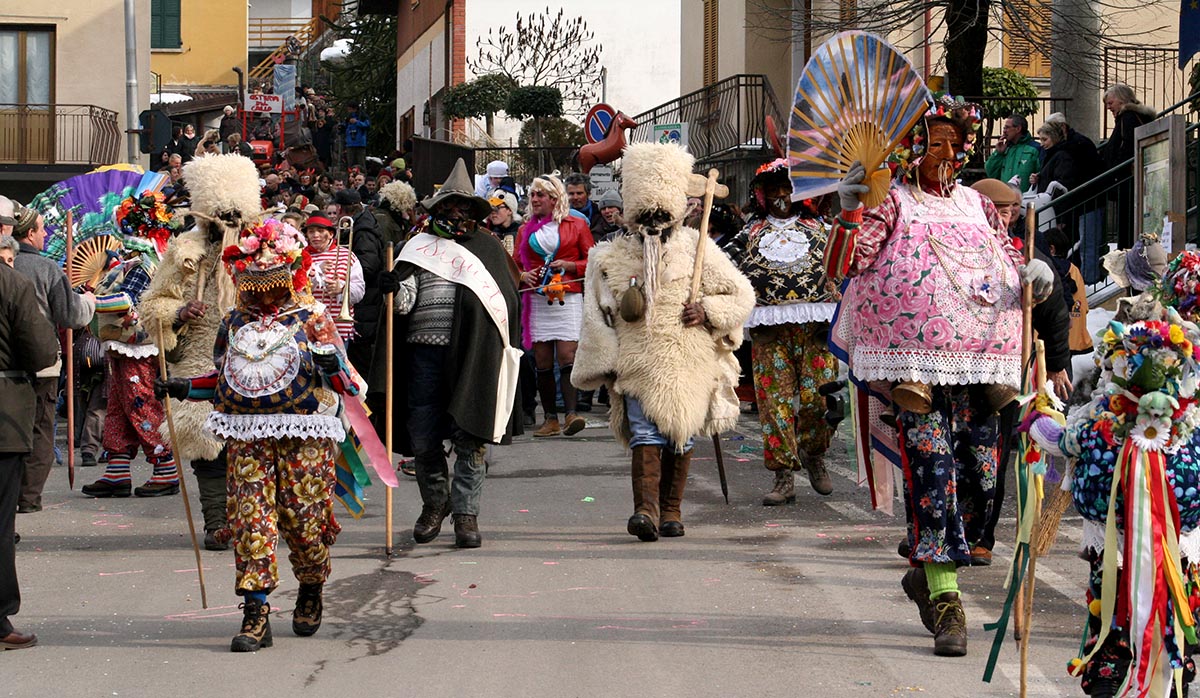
137,229,230,461
574,227,755,448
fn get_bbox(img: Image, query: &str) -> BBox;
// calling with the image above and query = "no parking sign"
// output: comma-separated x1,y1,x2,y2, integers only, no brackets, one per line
585,103,617,144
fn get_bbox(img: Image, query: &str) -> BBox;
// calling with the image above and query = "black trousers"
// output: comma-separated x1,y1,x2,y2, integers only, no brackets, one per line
0,454,24,635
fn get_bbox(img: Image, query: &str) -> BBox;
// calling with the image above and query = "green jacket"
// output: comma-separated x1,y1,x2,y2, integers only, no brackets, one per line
984,132,1040,190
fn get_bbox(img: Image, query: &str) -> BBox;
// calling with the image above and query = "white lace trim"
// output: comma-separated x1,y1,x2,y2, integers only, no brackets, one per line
1080,522,1200,566
204,412,345,442
850,347,1021,387
102,341,158,359
745,302,836,329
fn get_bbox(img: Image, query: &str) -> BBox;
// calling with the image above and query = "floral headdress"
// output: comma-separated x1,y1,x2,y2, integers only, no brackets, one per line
750,157,818,216
114,192,175,257
887,93,982,181
222,218,312,294
1155,250,1200,321
1089,314,1200,452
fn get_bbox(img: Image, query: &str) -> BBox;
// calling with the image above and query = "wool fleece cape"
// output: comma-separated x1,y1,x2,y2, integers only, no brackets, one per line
573,143,754,449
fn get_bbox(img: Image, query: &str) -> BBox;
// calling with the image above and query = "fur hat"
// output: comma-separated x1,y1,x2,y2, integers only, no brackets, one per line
620,143,694,225
379,180,417,213
183,154,262,222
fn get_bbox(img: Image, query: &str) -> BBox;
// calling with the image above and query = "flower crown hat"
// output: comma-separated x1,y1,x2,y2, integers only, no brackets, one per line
114,191,176,260
887,93,982,181
222,218,313,298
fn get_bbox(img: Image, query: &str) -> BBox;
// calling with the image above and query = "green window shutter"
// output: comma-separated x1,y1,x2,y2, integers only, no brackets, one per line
151,0,181,49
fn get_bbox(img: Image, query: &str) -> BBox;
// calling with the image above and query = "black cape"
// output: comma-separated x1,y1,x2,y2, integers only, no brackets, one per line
367,229,523,451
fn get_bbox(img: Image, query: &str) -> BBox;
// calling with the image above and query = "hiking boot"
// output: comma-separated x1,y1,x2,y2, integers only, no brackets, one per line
81,479,132,498
762,470,796,506
230,598,273,652
204,530,229,552
533,418,561,437
454,514,482,548
292,583,323,636
932,592,968,656
803,452,833,496
901,567,936,634
563,413,586,436
413,501,452,544
969,546,993,566
134,480,180,498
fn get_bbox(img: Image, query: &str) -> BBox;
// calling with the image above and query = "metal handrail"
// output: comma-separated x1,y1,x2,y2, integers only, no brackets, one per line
0,103,120,166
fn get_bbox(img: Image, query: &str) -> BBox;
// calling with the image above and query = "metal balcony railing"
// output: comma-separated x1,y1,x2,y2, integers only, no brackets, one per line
0,104,121,167
629,74,785,165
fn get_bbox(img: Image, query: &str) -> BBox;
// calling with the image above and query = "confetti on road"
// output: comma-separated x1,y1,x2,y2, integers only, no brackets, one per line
581,496,595,502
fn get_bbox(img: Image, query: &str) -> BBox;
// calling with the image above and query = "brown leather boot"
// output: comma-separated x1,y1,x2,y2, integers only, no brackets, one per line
932,592,968,656
533,417,561,437
627,445,661,541
762,470,796,506
659,449,691,537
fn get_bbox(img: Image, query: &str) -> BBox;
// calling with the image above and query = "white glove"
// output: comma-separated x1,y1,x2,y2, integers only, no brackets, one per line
1020,257,1054,303
838,161,869,212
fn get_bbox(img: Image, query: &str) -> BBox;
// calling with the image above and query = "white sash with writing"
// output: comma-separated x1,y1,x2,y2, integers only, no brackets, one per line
397,233,521,441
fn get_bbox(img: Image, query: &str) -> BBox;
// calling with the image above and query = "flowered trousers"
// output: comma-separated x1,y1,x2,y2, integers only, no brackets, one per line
225,436,341,595
899,385,998,566
1077,551,1197,695
751,322,836,471
103,354,170,460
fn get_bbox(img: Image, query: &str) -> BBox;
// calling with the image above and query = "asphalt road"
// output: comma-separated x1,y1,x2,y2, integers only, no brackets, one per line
5,411,1092,697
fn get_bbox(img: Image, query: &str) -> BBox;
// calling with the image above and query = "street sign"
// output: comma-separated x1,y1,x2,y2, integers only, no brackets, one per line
589,164,617,197
653,122,688,148
585,103,617,144
246,92,284,114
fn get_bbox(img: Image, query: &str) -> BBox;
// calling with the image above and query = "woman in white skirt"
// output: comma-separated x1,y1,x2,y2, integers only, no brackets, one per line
515,175,596,437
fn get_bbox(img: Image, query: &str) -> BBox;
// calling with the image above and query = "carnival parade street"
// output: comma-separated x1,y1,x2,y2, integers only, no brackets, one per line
8,412,1086,697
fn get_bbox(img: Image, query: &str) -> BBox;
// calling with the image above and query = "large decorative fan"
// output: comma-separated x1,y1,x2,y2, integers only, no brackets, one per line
68,234,123,289
27,166,165,264
788,31,933,208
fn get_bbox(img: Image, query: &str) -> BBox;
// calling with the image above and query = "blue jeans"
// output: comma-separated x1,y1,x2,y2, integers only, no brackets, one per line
625,396,693,452
407,344,486,516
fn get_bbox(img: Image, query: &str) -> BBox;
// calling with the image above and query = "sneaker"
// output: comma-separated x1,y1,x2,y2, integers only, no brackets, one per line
533,418,561,438
230,598,273,652
901,567,936,634
932,592,968,656
762,470,796,506
562,413,586,436
134,481,180,498
82,480,132,498
292,583,323,636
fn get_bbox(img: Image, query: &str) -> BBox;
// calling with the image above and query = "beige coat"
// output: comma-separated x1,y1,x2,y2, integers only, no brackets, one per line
574,227,755,448
137,229,231,461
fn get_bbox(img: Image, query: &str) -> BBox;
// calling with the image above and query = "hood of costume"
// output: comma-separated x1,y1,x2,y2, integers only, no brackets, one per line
573,142,755,447
138,153,263,460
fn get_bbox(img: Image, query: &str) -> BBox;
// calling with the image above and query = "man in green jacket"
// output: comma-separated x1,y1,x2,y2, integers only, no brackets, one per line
984,115,1041,191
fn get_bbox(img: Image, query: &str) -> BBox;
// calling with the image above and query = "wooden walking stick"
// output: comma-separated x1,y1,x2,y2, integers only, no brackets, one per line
384,243,395,557
65,211,76,488
1012,202,1038,643
688,169,732,504
155,319,209,609
1019,339,1047,698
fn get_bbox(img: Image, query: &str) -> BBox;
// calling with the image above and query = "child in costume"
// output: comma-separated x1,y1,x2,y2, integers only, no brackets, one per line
722,158,839,503
1025,252,1200,696
829,95,1056,656
82,192,179,498
155,219,358,652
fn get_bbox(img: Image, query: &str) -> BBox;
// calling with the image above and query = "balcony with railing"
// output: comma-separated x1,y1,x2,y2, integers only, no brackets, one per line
249,17,314,50
0,104,121,168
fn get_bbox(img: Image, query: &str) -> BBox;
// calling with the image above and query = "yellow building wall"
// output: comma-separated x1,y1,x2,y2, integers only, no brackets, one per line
150,0,247,87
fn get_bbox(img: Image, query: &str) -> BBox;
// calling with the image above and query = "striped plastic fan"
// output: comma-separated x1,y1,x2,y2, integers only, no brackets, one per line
788,31,933,208
69,234,122,289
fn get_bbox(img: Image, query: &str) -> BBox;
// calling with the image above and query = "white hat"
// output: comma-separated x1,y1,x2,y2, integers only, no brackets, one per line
486,160,509,177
